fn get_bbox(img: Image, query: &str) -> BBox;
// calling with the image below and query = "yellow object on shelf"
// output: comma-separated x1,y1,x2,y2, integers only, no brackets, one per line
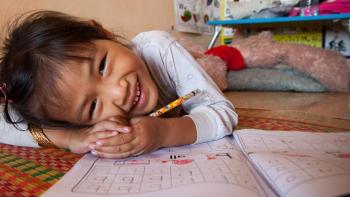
273,30,323,48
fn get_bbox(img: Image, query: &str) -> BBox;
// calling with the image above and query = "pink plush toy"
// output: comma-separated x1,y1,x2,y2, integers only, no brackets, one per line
179,38,229,90
230,31,349,92
180,31,349,92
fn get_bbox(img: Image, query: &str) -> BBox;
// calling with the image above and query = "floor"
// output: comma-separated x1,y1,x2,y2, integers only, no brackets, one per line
224,91,350,120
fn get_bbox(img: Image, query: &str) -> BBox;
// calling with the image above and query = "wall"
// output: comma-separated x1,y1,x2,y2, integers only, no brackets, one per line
1,0,348,73
0,0,211,47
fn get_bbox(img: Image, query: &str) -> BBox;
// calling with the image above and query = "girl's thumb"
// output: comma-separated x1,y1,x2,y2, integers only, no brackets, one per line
129,116,144,124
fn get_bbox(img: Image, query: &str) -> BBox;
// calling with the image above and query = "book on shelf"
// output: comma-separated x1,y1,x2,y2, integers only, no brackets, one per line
229,26,324,48
42,129,350,197
236,26,350,57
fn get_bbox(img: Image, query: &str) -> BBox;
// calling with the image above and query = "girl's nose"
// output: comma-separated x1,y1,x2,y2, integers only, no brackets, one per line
104,78,129,108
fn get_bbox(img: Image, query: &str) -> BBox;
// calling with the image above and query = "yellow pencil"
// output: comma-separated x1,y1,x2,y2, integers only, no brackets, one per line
149,89,200,117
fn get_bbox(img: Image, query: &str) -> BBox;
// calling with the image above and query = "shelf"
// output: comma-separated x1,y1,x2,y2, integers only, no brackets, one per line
206,14,350,49
207,14,350,26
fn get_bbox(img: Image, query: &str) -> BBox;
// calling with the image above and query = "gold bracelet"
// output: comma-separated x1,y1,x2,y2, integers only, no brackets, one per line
28,125,57,148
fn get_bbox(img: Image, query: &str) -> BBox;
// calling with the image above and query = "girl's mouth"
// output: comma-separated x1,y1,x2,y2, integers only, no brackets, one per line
132,81,141,108
130,79,146,111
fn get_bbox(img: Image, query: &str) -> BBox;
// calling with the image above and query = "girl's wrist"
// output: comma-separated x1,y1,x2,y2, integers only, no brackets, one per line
42,128,71,149
66,131,75,151
158,117,197,148
158,118,170,148
29,125,57,148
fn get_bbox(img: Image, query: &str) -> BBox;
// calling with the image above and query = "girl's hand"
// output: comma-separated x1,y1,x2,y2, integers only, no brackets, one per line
90,116,165,158
68,118,131,154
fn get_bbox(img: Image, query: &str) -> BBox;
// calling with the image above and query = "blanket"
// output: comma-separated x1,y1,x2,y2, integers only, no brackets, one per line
227,66,327,92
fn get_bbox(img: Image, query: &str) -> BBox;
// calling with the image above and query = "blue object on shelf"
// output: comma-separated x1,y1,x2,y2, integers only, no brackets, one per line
207,14,350,26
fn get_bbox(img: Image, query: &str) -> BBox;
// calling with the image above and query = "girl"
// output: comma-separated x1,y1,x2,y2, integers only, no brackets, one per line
0,11,237,158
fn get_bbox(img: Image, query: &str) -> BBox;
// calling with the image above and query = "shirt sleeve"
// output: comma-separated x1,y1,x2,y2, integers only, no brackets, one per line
0,105,39,147
133,31,238,144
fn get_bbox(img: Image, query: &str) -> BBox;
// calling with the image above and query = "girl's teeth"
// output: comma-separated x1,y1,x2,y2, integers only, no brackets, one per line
132,82,141,108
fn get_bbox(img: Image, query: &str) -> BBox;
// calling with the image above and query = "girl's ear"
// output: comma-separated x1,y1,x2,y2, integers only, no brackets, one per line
88,19,114,38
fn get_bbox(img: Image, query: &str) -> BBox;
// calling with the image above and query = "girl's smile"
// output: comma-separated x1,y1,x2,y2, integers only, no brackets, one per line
130,80,147,112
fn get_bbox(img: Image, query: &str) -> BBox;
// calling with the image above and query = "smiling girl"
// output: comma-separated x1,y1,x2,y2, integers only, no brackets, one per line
0,11,237,158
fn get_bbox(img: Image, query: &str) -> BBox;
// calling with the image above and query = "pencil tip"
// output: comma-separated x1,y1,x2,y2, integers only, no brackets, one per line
193,89,200,95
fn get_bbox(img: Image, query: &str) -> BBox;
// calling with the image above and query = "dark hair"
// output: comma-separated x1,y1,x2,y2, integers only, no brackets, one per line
0,10,131,129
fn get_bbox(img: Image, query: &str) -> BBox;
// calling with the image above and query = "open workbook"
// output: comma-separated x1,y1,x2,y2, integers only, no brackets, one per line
43,129,350,197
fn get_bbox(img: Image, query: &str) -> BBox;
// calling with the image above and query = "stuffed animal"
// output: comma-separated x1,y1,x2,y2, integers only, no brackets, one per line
179,31,349,92
230,31,349,92
179,38,229,90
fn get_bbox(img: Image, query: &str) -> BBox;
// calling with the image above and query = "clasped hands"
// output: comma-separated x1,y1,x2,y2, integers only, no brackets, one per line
68,116,165,159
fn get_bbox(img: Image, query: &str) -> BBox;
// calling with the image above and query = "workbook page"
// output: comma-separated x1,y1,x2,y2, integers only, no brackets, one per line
43,137,271,197
234,129,350,197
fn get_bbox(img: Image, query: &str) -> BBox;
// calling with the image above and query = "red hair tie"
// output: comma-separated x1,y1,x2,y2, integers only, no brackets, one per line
0,83,12,104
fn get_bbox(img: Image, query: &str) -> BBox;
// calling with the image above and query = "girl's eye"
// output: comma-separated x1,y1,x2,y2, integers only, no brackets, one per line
89,100,97,119
99,54,107,75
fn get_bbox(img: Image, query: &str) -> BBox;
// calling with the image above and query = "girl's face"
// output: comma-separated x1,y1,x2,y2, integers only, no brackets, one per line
52,40,159,124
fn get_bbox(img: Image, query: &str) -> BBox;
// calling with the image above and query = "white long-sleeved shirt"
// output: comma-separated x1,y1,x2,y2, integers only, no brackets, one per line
0,30,238,147
132,31,237,143
0,105,38,147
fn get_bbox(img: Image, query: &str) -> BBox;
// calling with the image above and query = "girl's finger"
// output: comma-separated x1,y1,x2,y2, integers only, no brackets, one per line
87,130,118,141
129,116,150,125
91,144,144,159
92,142,133,154
93,120,131,133
93,138,141,153
90,150,133,159
131,143,153,157
107,116,129,125
95,133,135,146
91,140,147,158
